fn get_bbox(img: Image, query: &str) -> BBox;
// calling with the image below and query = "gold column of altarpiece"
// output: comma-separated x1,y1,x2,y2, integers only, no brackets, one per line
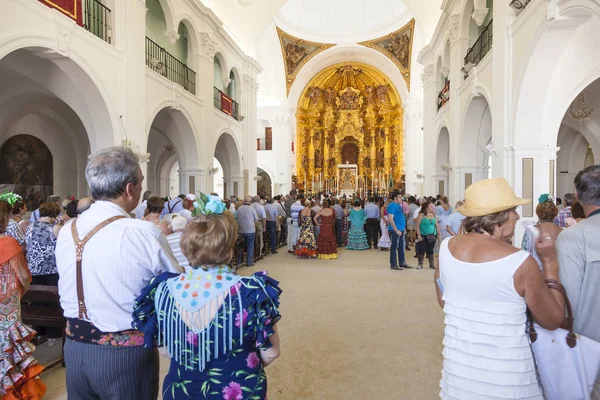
296,63,404,194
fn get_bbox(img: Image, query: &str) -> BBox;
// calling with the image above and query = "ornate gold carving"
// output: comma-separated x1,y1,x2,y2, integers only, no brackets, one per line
276,27,335,96
296,63,404,193
358,19,415,91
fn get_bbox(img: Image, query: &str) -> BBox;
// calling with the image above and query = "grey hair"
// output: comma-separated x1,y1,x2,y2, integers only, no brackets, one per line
86,147,140,200
574,165,600,206
563,193,576,207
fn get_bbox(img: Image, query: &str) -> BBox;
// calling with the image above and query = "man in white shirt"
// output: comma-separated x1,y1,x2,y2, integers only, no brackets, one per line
166,216,190,269
55,147,182,400
133,190,151,219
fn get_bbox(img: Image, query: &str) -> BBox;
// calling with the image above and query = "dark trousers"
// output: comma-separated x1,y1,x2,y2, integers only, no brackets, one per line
335,219,343,245
390,230,406,267
31,273,62,338
416,237,436,256
366,218,380,247
242,233,255,265
267,221,277,253
64,339,159,400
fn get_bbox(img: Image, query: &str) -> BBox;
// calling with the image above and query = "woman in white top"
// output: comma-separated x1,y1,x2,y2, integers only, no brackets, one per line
435,178,566,400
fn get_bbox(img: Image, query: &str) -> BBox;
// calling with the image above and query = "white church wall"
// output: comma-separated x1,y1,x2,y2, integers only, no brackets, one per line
2,0,260,199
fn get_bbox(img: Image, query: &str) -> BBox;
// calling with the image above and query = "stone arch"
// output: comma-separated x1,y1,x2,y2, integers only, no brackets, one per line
229,65,242,102
154,0,177,34
434,126,450,196
214,131,242,198
257,166,273,197
146,106,199,196
442,40,451,70
435,56,444,93
460,94,492,183
213,51,229,91
459,0,479,43
0,41,118,151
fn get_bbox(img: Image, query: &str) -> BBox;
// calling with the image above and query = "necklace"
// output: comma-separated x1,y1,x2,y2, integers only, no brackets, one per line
538,220,554,224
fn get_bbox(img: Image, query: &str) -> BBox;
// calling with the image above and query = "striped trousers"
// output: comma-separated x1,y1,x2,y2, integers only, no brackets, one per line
64,339,159,400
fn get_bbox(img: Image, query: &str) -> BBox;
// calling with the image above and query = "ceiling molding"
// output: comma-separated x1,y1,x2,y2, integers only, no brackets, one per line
276,27,335,96
357,19,415,92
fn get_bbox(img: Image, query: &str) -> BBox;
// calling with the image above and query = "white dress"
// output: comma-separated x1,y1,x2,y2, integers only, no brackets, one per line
438,238,543,400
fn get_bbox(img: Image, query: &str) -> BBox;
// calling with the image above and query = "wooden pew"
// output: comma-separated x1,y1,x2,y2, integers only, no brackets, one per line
21,285,66,369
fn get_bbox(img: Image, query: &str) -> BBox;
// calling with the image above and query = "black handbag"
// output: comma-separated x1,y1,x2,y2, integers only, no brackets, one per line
426,234,436,243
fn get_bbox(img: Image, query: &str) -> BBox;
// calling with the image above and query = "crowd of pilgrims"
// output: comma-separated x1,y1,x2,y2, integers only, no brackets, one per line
0,145,598,400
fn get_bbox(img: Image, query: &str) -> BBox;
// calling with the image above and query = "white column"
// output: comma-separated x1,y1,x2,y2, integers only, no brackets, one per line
122,0,147,156
273,108,295,195
178,168,205,194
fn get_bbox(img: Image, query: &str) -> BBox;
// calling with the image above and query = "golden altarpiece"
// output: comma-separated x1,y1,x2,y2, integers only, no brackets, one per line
296,63,404,195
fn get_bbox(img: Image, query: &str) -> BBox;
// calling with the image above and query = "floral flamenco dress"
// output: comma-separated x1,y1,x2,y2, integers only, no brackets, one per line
0,236,46,400
294,214,318,258
133,266,282,400
317,215,338,260
347,209,369,250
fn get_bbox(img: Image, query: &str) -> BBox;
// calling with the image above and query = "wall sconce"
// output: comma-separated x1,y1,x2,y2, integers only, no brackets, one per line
441,163,453,172
207,166,220,175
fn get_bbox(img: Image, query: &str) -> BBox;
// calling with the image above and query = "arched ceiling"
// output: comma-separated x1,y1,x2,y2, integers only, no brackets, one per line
199,0,442,55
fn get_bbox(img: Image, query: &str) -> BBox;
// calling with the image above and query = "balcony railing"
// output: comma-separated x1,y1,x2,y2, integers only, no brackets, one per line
214,87,242,121
257,138,272,151
83,0,112,44
437,79,450,111
146,37,196,95
464,19,493,69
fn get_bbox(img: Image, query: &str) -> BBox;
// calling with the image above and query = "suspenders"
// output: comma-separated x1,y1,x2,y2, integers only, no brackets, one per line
71,215,126,319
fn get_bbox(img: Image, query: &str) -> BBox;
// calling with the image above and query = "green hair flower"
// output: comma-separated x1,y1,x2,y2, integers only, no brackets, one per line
0,193,22,207
538,193,553,204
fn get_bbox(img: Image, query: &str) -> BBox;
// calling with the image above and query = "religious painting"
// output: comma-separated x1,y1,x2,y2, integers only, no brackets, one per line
0,135,53,211
277,27,335,95
358,19,415,91
341,142,359,165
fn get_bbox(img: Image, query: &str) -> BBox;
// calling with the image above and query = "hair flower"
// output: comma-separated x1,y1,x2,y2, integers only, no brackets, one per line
538,193,553,204
192,193,225,216
0,193,21,207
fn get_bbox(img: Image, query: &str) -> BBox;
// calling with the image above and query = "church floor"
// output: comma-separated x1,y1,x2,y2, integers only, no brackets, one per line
41,248,445,400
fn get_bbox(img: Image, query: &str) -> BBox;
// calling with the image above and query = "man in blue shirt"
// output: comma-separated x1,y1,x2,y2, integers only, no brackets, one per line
364,197,380,249
446,201,466,236
387,191,409,270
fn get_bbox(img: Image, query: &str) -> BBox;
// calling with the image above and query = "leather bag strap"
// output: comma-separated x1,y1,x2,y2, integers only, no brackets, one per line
528,279,577,348
71,216,127,319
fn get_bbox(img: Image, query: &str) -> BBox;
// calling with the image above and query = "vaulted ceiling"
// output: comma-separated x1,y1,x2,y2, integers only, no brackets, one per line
199,0,443,55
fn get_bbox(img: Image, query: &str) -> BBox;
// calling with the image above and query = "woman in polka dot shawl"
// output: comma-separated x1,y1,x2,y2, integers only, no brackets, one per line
133,195,282,400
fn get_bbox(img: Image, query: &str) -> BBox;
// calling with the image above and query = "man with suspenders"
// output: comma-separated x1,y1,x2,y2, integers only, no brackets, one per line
56,147,182,400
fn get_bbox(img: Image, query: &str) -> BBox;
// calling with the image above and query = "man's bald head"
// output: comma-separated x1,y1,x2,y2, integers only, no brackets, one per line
77,197,95,215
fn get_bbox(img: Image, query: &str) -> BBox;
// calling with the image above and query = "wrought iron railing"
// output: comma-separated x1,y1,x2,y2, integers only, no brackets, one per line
83,0,112,44
145,37,196,95
438,79,450,111
256,138,271,151
213,87,242,121
464,19,493,68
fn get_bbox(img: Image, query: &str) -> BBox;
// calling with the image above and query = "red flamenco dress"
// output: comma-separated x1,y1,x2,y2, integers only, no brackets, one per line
0,236,46,400
317,214,338,260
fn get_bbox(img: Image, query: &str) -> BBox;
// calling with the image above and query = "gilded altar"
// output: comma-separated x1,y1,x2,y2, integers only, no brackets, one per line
296,63,404,193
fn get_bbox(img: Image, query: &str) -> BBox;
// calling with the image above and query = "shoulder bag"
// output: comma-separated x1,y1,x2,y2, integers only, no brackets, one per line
529,279,600,400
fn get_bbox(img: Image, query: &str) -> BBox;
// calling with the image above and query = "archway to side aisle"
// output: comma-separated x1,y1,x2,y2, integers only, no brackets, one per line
511,2,600,207
257,167,273,198
434,127,450,197
460,95,492,196
0,46,113,202
555,76,600,200
146,107,199,197
214,132,242,199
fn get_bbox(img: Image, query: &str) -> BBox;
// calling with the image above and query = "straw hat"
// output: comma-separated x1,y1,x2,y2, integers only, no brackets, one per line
457,178,530,217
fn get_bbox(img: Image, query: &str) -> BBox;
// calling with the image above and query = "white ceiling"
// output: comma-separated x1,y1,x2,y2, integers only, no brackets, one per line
275,0,409,44
199,0,443,55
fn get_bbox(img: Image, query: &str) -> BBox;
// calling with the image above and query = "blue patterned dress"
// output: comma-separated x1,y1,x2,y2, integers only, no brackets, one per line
133,268,282,400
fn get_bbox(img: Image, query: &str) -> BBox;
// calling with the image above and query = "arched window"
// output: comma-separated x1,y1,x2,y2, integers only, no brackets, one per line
228,70,236,100
214,57,224,91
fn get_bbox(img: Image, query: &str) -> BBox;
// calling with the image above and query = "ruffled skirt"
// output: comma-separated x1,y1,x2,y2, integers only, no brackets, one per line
347,229,369,250
0,298,46,400
378,220,391,249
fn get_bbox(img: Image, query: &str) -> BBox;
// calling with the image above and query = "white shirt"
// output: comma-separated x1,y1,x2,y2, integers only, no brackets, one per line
133,200,147,219
413,207,422,220
166,231,190,270
179,209,193,222
56,201,182,332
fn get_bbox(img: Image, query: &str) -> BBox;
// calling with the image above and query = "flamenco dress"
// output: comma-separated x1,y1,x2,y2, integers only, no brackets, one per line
316,215,338,260
294,215,318,258
347,209,369,250
0,236,46,400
